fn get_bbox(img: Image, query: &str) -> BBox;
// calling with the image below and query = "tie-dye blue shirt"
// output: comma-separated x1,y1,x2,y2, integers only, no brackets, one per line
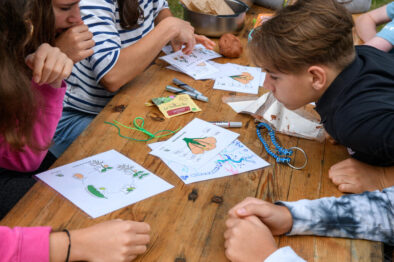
265,186,394,261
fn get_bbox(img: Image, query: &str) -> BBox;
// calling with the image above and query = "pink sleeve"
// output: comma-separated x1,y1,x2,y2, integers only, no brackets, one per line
0,81,66,172
0,226,51,262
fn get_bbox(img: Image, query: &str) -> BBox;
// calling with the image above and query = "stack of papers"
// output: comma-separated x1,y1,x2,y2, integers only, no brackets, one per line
149,118,270,184
161,46,266,94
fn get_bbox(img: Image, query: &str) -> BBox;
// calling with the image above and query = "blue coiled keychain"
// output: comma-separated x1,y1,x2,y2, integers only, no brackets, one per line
256,122,307,169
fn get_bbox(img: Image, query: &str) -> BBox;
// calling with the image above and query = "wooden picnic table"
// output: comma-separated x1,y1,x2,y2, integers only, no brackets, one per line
1,4,381,262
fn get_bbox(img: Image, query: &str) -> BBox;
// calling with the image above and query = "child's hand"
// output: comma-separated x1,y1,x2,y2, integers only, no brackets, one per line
55,22,95,63
228,197,293,235
195,34,216,50
224,216,278,262
25,43,73,88
329,158,389,193
69,219,150,261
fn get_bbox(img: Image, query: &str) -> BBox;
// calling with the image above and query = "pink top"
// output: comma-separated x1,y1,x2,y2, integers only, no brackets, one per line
0,82,65,261
0,81,66,172
0,226,52,262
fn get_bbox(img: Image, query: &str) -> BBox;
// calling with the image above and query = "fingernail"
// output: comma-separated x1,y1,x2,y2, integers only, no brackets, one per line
237,208,246,215
33,76,40,83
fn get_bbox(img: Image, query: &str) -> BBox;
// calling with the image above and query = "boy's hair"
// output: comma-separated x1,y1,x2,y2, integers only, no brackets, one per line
249,0,355,73
0,0,55,151
118,0,144,30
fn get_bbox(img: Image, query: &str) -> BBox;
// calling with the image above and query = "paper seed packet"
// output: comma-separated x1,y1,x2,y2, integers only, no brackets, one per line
152,94,201,118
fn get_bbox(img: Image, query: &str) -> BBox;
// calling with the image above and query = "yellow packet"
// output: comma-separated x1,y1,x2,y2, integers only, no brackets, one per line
153,94,201,118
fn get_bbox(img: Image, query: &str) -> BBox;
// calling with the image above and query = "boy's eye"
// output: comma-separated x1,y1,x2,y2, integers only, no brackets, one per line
269,74,278,80
60,7,72,11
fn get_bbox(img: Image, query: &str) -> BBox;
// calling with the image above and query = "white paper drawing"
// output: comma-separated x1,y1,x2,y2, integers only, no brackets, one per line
213,64,262,94
149,140,270,184
35,150,174,218
160,44,221,69
149,118,239,168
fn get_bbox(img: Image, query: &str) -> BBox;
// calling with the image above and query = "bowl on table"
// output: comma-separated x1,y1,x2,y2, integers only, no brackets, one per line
182,0,250,37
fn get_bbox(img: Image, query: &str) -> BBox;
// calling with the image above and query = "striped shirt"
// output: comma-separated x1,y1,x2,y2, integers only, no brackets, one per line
64,0,169,114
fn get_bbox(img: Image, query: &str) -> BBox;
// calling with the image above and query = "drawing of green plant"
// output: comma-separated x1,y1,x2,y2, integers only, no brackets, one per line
87,185,107,199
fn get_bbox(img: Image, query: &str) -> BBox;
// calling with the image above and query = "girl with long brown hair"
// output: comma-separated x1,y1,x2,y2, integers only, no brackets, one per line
0,0,151,261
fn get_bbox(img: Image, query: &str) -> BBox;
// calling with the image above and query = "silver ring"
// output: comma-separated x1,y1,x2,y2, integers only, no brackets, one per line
287,147,308,170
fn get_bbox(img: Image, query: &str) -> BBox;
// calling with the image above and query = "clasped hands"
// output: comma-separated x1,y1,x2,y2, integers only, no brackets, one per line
224,197,293,262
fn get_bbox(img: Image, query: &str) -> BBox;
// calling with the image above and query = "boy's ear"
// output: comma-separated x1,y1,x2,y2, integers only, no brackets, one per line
307,66,326,91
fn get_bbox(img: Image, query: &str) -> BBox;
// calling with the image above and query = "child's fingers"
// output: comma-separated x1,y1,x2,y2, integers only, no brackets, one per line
25,54,35,71
338,183,358,193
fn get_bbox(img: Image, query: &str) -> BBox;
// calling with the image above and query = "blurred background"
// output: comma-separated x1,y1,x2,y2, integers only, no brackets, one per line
168,0,393,21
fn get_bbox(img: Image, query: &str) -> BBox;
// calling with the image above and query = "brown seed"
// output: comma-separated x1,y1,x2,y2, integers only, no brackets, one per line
113,104,126,112
188,189,198,202
211,195,223,204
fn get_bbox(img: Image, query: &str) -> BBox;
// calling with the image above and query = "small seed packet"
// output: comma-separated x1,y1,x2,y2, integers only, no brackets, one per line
152,94,201,118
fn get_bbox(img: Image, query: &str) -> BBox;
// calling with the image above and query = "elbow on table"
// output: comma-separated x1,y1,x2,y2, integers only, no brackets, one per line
100,74,124,93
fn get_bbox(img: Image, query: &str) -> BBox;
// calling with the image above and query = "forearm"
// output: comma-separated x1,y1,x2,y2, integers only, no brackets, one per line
155,8,172,25
355,14,378,42
277,186,394,245
100,17,178,92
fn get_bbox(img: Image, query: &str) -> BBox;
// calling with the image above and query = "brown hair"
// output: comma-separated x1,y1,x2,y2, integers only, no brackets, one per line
249,0,355,73
117,0,144,30
0,0,56,151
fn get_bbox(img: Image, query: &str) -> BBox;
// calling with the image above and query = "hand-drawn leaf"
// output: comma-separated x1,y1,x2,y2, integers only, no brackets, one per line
87,185,106,198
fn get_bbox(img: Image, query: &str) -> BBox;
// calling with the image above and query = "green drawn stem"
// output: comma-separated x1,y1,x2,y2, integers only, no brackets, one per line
183,137,207,150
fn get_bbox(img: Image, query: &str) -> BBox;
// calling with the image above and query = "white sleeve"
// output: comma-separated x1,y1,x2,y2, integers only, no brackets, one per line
264,246,306,262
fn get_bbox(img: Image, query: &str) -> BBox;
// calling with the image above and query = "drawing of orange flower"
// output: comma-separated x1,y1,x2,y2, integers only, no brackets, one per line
183,137,217,154
230,72,254,84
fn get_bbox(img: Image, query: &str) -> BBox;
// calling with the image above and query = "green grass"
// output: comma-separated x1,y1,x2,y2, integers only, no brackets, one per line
167,0,392,18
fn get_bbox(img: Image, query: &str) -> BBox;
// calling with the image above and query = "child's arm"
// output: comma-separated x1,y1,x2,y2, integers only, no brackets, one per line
50,220,150,262
355,4,390,42
230,187,394,245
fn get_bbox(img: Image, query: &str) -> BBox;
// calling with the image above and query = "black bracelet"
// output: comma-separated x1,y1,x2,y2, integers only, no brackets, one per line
62,229,71,262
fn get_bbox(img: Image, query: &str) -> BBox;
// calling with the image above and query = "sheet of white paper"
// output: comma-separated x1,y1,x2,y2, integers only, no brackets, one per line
213,65,261,94
181,61,219,80
259,71,266,87
149,140,270,184
262,101,322,139
198,62,242,80
149,118,239,168
160,44,221,69
35,150,173,218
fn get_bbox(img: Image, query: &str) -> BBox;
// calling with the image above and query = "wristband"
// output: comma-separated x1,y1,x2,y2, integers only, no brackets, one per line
62,229,71,262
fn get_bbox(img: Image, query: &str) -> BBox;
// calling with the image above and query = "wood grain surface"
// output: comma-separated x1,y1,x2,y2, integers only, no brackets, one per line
1,5,381,262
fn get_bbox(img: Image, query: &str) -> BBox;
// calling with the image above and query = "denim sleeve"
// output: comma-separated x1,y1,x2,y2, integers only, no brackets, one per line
276,186,394,245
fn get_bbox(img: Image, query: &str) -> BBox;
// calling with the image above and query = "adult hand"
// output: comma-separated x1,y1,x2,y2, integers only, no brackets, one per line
228,197,292,235
224,216,278,262
70,219,150,262
329,158,387,193
25,43,73,88
162,17,195,54
55,22,95,63
195,34,216,50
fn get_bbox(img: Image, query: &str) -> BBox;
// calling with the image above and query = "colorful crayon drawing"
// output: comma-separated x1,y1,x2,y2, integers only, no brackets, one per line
183,137,217,154
64,162,151,199
89,160,113,172
230,72,254,84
